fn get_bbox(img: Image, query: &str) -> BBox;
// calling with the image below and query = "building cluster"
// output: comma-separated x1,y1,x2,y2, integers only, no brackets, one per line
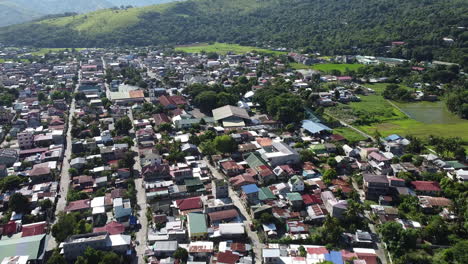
0,46,465,264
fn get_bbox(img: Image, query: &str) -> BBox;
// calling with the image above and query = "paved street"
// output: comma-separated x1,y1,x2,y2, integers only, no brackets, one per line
128,109,149,264
46,81,77,251
204,158,264,264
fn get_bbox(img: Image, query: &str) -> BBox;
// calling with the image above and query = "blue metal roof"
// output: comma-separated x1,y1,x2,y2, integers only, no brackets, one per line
385,134,401,141
301,120,332,134
325,251,344,264
242,184,259,194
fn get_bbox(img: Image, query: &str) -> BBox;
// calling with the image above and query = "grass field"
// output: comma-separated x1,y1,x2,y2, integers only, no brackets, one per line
327,83,468,142
40,4,172,34
333,127,367,142
30,48,86,56
291,63,364,73
175,42,286,55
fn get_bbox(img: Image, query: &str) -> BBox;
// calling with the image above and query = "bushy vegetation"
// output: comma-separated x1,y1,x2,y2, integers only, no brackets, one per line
1,0,467,65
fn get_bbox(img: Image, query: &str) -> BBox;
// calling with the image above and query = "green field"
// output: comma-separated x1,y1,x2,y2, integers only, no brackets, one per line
30,48,86,56
40,5,172,34
175,42,286,55
291,62,364,73
333,127,367,142
327,83,468,142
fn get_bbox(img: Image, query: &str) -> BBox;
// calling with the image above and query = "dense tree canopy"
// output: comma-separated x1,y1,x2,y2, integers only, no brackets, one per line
1,0,466,64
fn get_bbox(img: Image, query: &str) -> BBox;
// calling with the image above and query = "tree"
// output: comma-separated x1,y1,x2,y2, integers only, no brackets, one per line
39,199,53,210
194,91,218,112
327,157,338,168
213,135,237,154
379,221,418,256
118,152,135,169
115,116,132,135
173,247,188,262
9,193,30,213
298,245,307,257
200,140,217,156
52,213,77,242
322,169,337,185
422,216,449,245
47,249,66,264
0,175,25,191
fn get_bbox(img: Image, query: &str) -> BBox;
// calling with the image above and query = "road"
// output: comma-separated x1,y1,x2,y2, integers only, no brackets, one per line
204,158,264,264
46,76,78,251
101,58,148,263
128,104,148,264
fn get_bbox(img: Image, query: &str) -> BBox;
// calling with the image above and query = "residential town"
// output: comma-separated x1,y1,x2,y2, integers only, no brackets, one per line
0,46,466,264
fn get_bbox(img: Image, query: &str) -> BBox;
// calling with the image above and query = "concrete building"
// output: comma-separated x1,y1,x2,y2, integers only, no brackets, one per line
17,130,34,149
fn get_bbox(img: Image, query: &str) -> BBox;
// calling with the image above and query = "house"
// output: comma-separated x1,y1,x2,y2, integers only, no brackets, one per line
208,209,239,226
0,234,47,263
62,232,131,260
363,174,389,201
219,160,244,177
28,164,53,184
65,199,91,213
258,141,300,167
218,223,245,238
142,164,171,181
321,191,348,219
286,192,304,210
241,184,260,205
175,197,203,214
187,213,208,240
113,198,132,223
152,241,178,258
70,157,87,169
411,181,441,196
212,105,250,127
288,175,305,192
93,221,126,235
0,149,18,167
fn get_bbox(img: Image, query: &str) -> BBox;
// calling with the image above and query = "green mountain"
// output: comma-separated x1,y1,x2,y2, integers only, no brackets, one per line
1,0,467,62
0,0,177,27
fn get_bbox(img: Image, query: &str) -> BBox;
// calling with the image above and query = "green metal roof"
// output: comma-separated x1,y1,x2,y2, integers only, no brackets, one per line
184,178,203,187
445,160,468,169
286,192,303,201
188,213,207,235
245,152,268,170
0,234,46,260
259,187,276,201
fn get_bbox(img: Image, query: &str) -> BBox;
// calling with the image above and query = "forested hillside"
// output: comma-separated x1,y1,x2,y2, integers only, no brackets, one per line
1,0,467,63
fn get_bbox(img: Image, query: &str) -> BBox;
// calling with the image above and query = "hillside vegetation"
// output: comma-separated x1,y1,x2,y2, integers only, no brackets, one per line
0,0,467,63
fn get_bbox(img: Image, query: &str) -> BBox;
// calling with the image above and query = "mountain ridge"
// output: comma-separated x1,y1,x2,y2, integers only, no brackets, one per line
0,0,177,27
1,0,467,63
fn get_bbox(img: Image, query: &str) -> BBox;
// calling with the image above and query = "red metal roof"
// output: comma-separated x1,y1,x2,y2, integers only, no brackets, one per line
411,181,441,192
175,197,202,211
21,222,47,237
208,209,239,222
65,199,91,212
216,251,240,264
93,221,125,235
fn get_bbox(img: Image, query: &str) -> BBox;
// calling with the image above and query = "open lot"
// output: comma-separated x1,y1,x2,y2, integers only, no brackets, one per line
30,48,86,56
291,63,364,73
327,83,468,142
175,42,286,55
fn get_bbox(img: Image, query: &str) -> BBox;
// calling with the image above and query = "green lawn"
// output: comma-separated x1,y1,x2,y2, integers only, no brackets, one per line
30,48,86,56
358,119,468,141
327,82,468,143
291,63,364,73
333,127,367,142
175,42,286,55
0,58,4,63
